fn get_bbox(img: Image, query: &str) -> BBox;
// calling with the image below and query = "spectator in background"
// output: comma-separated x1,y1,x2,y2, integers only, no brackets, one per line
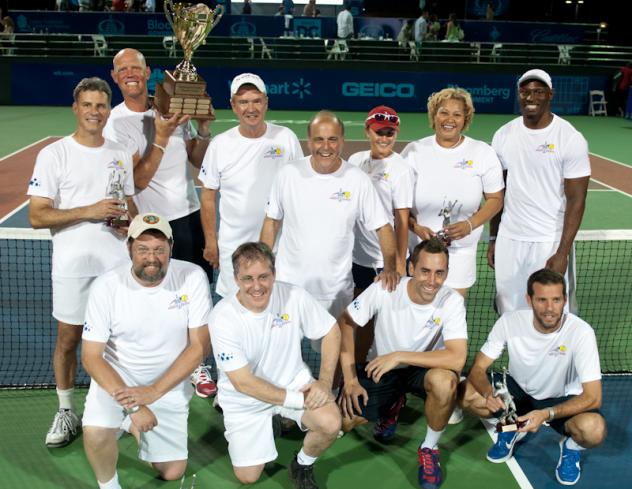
143,0,155,13
1,8,14,34
303,0,317,17
612,62,632,116
486,2,495,21
425,13,441,40
282,0,295,15
337,2,354,40
414,10,429,43
242,0,252,15
444,13,464,42
397,19,414,45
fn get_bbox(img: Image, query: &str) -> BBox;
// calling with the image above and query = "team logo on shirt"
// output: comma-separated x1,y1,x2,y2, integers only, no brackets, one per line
453,159,474,170
373,171,389,182
82,321,91,333
330,189,352,201
168,294,190,309
217,352,234,361
548,345,568,357
272,313,291,328
108,159,125,170
264,147,284,159
424,315,442,329
200,165,207,176
536,142,555,154
28,177,41,188
351,299,361,311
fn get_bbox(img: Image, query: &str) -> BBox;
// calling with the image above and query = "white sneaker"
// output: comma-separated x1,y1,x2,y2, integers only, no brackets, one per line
45,409,80,448
448,406,464,425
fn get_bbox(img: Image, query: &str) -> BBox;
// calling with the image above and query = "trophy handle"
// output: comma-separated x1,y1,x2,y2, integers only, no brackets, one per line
164,0,176,34
209,5,225,32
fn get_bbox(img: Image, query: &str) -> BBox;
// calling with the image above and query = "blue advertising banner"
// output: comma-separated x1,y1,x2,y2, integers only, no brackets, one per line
11,11,585,43
11,63,606,116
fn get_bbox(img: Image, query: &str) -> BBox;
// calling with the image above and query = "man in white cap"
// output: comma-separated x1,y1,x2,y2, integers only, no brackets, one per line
488,68,590,314
81,212,212,489
199,72,303,300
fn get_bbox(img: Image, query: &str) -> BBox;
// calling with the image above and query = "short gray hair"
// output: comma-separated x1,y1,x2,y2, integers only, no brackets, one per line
73,77,112,106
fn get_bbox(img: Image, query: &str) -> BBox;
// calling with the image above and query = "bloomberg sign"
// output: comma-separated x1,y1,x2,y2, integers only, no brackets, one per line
342,82,415,98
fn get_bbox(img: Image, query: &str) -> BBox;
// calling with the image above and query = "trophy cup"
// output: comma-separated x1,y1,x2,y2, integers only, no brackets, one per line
436,199,459,246
492,368,525,433
154,1,224,118
106,170,129,228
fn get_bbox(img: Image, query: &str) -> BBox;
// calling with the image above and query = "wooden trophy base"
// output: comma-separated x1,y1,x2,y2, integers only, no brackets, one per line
154,70,213,119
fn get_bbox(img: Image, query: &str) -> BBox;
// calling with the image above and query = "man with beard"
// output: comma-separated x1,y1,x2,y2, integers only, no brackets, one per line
489,69,590,314
460,269,606,486
81,213,211,489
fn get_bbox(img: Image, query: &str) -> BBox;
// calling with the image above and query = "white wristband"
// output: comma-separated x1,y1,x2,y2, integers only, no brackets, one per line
283,389,304,410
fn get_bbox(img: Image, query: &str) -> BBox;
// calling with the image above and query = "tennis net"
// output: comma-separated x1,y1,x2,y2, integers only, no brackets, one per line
1,227,631,388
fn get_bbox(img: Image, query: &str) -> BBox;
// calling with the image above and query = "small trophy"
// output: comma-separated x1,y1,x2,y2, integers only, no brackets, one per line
436,199,459,246
492,368,525,432
106,170,129,228
154,0,224,118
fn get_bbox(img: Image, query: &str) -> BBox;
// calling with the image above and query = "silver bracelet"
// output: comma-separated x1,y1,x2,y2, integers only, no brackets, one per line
195,132,211,141
124,405,141,415
547,407,555,421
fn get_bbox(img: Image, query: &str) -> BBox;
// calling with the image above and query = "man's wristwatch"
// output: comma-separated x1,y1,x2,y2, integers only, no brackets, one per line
547,407,556,421
125,405,141,415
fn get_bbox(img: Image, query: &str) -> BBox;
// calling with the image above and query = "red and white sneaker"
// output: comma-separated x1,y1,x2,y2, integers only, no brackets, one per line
191,365,217,398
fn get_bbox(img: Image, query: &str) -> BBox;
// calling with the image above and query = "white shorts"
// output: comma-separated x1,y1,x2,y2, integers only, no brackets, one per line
52,275,97,325
494,235,576,315
82,380,189,463
222,370,312,467
444,245,477,290
310,288,353,353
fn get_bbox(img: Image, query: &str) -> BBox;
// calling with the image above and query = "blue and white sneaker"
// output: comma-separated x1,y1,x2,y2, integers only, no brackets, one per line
486,430,526,463
556,437,581,485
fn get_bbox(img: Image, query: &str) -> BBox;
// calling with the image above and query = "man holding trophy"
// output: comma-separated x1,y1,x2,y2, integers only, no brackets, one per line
460,269,606,486
27,77,136,448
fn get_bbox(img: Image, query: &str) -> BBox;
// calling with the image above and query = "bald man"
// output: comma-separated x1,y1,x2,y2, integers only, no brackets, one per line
261,111,399,323
105,48,215,396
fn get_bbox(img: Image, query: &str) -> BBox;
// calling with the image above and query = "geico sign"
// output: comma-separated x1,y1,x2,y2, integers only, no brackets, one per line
341,82,415,98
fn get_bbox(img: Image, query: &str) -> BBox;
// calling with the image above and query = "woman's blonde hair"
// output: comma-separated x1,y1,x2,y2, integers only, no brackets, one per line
427,87,475,132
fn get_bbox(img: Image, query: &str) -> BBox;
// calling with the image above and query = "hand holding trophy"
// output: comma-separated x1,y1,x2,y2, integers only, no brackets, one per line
154,0,224,119
492,368,526,433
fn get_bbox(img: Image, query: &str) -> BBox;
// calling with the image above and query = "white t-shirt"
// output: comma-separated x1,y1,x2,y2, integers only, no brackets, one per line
348,279,467,361
209,281,335,413
27,136,134,278
481,310,601,400
199,123,303,297
337,9,354,38
492,115,590,241
414,16,428,42
401,135,504,251
82,259,212,401
266,157,390,300
103,102,200,221
348,150,414,268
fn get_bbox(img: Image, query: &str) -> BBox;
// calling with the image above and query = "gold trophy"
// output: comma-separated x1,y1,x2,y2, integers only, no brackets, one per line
154,0,224,118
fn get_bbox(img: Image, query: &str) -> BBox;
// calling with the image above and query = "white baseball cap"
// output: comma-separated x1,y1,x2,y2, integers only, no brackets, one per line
517,69,553,89
230,73,267,97
128,213,173,240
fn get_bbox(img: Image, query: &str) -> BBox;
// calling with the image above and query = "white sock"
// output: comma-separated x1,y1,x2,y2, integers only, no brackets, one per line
97,473,121,489
297,448,318,466
56,387,75,411
421,425,445,450
565,437,586,451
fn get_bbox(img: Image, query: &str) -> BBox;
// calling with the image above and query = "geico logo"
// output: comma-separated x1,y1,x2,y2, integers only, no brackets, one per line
342,82,415,97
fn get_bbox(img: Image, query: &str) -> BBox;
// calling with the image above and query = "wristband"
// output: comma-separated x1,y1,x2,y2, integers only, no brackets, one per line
547,407,555,421
124,405,141,415
466,218,473,234
195,132,211,141
152,142,166,152
489,236,497,242
283,389,304,410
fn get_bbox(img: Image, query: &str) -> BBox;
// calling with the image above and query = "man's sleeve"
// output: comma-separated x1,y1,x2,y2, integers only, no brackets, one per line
199,139,220,190
358,175,389,231
479,316,507,361
27,146,59,199
574,326,602,384
391,163,415,209
288,130,304,160
562,132,591,179
296,288,337,340
265,169,285,220
441,292,468,341
346,282,380,328
121,152,135,196
481,145,505,194
210,307,249,373
82,277,113,343
187,268,212,328
491,128,507,171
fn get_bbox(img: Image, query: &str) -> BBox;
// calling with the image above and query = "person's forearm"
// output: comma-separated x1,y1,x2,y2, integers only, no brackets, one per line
548,384,601,420
232,372,290,406
469,193,503,230
260,217,280,249
376,223,397,271
134,140,168,190
152,336,206,398
30,204,91,229
396,348,466,373
200,189,218,246
82,354,128,396
187,138,210,169
394,209,410,272
339,315,359,383
557,193,586,257
468,364,494,399
318,323,341,388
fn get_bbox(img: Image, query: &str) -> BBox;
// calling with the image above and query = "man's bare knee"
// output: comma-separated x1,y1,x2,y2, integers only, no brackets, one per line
425,369,458,400
234,465,264,484
155,460,187,481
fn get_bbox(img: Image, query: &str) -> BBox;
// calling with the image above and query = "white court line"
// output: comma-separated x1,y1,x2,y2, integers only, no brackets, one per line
481,419,535,489
0,200,29,226
589,177,632,199
590,152,632,170
0,136,54,163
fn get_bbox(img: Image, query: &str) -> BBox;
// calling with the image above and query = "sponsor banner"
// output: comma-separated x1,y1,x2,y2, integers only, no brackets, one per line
11,11,585,43
11,63,607,115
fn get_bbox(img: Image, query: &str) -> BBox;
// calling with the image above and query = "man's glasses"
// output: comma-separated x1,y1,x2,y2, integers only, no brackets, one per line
366,113,400,124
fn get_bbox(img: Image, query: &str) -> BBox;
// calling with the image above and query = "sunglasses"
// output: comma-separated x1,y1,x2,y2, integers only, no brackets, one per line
366,113,400,124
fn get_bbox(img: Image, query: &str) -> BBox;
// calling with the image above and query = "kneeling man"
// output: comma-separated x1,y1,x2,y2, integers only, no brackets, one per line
209,242,341,488
81,213,212,489
339,238,467,489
